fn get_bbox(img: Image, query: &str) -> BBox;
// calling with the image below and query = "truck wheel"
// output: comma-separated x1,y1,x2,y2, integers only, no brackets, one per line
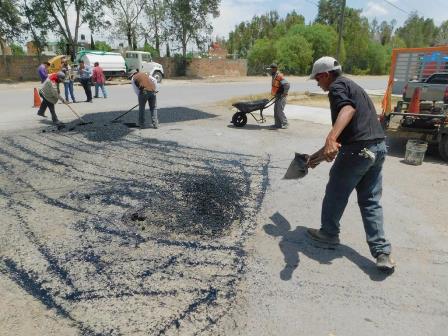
153,71,163,83
438,135,448,161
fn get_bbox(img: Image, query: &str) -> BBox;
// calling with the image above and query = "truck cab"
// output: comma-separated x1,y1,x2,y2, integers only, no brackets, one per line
125,51,164,83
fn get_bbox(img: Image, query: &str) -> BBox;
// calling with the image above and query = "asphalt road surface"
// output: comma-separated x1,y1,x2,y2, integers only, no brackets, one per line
1,76,447,336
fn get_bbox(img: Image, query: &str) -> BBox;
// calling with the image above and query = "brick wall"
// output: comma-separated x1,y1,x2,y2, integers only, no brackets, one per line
154,57,176,78
186,59,247,77
0,55,51,81
0,56,247,81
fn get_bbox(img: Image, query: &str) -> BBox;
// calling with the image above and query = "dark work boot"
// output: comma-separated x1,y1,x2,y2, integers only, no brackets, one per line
376,254,395,272
307,228,340,245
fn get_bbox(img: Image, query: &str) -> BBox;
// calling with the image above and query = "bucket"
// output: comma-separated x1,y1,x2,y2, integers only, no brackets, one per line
404,140,428,165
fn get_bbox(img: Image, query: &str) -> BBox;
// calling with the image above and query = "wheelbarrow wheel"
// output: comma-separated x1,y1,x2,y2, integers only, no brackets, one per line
232,112,247,127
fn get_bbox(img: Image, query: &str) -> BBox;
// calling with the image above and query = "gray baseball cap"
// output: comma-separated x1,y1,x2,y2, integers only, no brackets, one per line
309,56,342,79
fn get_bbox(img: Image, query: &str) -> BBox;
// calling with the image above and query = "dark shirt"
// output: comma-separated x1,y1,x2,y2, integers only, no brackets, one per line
328,76,384,145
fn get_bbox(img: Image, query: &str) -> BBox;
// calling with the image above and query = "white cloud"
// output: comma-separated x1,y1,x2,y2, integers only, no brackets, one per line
363,2,388,17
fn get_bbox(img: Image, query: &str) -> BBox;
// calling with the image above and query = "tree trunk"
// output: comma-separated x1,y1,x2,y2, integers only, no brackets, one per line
0,39,9,76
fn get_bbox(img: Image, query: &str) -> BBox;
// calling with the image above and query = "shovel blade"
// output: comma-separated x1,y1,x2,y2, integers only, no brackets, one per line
283,153,309,179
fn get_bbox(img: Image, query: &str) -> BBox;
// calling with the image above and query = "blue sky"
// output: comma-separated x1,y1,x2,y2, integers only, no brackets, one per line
211,0,448,38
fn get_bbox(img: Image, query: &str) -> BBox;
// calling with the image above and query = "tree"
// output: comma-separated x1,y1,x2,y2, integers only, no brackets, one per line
341,7,370,73
227,11,280,58
21,0,48,59
287,23,341,62
24,0,106,59
366,41,388,74
95,41,113,52
275,33,313,75
106,0,146,50
315,0,343,27
396,12,439,47
435,20,448,45
247,38,275,75
143,0,168,56
167,0,220,59
10,43,25,55
0,0,22,60
378,20,396,46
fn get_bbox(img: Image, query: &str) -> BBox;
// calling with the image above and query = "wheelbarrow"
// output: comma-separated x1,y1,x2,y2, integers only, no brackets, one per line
231,96,277,127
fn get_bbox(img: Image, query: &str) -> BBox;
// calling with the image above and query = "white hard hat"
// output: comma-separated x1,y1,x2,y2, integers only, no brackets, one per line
309,56,342,79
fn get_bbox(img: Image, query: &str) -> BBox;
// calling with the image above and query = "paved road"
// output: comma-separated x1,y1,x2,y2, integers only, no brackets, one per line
0,76,387,131
3,76,446,336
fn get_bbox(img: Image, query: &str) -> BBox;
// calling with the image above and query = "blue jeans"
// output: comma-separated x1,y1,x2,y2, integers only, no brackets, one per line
64,81,76,102
321,140,391,257
94,83,107,98
138,91,158,127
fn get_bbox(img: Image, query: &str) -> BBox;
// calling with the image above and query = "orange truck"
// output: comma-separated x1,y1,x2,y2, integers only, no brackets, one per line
381,46,448,161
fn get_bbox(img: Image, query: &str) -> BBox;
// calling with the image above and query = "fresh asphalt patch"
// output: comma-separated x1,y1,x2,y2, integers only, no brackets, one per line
0,127,269,335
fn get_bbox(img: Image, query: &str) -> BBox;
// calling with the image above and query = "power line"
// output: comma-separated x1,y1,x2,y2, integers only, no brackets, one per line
382,0,409,15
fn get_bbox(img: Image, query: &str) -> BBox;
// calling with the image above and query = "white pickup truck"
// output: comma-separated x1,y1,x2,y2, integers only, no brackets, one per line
125,51,164,83
403,72,448,103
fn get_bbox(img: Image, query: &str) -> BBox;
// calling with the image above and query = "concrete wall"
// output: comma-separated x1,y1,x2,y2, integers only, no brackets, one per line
0,55,51,81
0,56,247,81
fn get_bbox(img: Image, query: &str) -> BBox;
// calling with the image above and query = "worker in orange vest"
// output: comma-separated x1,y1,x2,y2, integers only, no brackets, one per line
268,63,290,129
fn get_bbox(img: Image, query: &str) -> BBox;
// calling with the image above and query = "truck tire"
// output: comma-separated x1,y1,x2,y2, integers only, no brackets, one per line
438,135,448,161
153,71,163,83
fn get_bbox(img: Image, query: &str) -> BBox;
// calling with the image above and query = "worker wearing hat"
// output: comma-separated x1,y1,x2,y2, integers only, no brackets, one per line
267,63,290,129
306,56,394,272
37,71,67,127
129,69,159,129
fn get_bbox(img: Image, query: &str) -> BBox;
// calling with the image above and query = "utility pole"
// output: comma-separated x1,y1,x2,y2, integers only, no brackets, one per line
336,0,346,60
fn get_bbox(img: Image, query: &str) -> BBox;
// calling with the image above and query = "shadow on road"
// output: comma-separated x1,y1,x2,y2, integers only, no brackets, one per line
226,124,275,131
263,212,391,282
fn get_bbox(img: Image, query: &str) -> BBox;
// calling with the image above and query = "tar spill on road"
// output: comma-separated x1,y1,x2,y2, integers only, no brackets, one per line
0,128,269,335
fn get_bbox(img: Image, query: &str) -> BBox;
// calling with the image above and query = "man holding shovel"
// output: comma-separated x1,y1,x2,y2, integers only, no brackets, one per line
306,56,394,272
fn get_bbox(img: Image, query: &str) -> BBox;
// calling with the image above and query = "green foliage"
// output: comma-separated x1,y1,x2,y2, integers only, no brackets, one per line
366,41,388,75
56,39,67,55
140,43,159,57
95,41,113,52
315,0,343,27
275,34,313,75
227,11,281,58
290,23,340,62
434,20,448,45
0,0,22,56
396,12,439,47
167,0,220,57
247,39,275,75
341,8,370,73
10,43,25,55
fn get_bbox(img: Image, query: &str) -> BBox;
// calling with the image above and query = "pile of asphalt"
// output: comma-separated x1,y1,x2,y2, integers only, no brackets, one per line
0,126,269,335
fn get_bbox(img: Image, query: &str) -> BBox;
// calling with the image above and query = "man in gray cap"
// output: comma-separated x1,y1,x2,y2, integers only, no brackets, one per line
306,56,394,272
267,63,289,129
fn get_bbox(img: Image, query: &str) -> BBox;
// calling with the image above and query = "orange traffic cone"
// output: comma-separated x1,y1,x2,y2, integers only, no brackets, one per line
408,87,421,114
33,88,41,108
